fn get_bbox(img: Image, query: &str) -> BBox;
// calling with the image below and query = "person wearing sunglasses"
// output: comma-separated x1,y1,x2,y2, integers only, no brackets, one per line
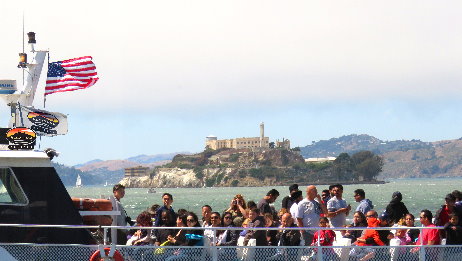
203,212,221,243
217,212,238,246
410,210,440,259
216,212,239,260
166,212,204,261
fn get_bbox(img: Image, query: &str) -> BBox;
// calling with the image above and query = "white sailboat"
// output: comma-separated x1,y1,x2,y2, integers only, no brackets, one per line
76,174,82,188
104,181,108,187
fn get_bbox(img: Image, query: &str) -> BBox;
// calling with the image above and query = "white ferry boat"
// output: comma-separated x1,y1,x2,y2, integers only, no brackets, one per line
0,32,459,261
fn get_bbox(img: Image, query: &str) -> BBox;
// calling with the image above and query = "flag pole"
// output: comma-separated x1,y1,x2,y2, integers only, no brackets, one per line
22,12,25,86
17,103,24,127
44,52,49,108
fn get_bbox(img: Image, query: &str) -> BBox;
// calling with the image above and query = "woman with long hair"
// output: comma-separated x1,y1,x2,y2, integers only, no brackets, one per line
217,212,239,246
167,214,188,246
342,211,367,243
166,212,204,261
216,212,239,260
126,211,153,246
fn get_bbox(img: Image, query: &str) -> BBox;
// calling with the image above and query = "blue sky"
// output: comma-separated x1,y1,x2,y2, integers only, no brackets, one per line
1,1,462,166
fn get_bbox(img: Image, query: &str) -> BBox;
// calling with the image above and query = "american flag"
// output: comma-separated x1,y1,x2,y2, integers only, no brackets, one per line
45,56,99,96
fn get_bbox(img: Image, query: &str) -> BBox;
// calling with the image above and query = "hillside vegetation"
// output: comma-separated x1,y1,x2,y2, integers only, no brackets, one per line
301,134,462,178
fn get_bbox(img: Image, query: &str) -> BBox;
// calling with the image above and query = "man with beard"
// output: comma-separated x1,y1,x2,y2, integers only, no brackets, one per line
327,184,351,228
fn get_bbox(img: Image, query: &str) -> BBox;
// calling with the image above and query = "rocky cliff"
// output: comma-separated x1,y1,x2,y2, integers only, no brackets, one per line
121,148,308,188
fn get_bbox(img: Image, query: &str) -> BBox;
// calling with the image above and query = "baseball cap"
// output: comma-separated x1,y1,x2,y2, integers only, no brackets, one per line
378,211,389,221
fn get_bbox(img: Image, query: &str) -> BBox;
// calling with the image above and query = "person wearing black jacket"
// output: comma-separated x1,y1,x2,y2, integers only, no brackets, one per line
217,212,239,260
167,214,188,246
268,213,301,261
281,184,299,210
244,208,268,260
376,212,393,246
217,212,239,246
385,191,409,224
155,193,177,226
444,214,462,245
244,208,267,246
154,210,176,246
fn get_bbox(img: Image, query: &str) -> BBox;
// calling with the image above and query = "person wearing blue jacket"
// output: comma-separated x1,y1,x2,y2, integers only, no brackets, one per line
354,189,374,215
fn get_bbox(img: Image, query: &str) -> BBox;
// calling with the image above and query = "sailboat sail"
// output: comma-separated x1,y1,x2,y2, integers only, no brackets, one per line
76,174,82,187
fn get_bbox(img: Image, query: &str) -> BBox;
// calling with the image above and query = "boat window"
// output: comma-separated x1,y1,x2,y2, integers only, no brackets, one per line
0,168,28,205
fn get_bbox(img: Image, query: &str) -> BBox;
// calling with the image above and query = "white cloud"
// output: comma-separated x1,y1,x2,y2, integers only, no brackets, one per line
1,0,462,112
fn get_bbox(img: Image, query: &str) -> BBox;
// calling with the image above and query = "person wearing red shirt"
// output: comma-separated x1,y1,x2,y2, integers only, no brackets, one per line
311,217,336,259
416,209,440,245
311,217,336,246
411,209,440,259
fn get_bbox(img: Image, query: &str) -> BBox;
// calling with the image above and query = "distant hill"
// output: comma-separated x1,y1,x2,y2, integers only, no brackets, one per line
77,160,142,172
73,159,103,168
127,152,188,164
381,139,462,178
63,153,184,185
301,134,462,179
75,152,186,172
301,134,432,158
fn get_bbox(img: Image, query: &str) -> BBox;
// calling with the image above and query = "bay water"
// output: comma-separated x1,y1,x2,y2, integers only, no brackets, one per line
66,178,461,222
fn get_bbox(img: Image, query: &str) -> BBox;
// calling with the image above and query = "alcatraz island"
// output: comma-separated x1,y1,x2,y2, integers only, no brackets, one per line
120,123,384,188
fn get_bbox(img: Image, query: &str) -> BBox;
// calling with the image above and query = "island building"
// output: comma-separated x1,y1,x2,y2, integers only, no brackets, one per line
124,166,149,177
206,122,270,150
275,138,291,150
305,157,336,163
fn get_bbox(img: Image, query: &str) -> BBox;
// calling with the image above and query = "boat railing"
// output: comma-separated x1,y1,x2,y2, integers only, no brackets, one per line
0,224,461,261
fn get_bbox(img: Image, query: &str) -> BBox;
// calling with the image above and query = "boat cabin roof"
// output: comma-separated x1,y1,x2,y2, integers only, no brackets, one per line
0,150,51,167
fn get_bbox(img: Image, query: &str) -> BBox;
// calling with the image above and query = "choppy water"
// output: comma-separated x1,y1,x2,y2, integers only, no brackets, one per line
66,178,461,220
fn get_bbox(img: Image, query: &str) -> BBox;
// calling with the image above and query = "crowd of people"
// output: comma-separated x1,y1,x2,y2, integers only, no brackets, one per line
111,183,462,260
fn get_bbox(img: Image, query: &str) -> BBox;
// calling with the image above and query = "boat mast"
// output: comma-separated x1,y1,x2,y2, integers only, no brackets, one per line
0,32,49,127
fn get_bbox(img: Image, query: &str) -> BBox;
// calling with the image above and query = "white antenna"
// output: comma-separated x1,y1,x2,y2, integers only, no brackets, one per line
22,13,25,86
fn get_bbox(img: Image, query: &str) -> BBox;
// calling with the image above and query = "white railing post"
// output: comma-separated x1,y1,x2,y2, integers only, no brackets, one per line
317,228,322,261
419,244,426,261
212,228,218,261
109,195,118,245
103,227,108,245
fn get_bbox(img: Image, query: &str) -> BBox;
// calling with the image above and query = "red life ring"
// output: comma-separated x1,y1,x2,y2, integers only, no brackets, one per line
89,248,124,261
72,198,113,211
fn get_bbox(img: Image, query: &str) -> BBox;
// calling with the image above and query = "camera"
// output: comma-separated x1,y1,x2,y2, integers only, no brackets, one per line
126,216,135,226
